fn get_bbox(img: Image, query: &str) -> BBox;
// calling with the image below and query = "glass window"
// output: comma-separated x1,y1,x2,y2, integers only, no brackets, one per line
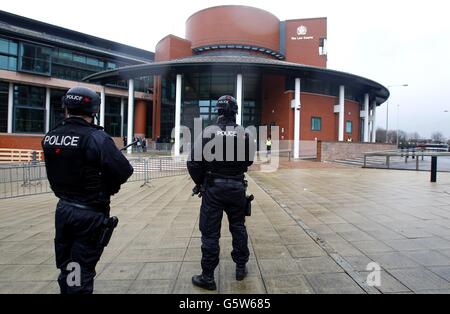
9,42,18,55
0,55,7,69
160,75,176,141
104,96,122,137
8,56,17,70
0,37,18,71
51,48,121,81
19,43,52,75
73,54,86,63
242,74,261,128
0,38,16,55
311,117,322,131
122,98,128,138
107,62,117,70
0,81,8,132
135,76,153,93
346,121,353,134
50,89,67,129
59,49,73,60
0,38,8,54
86,57,98,67
13,84,45,133
14,108,45,133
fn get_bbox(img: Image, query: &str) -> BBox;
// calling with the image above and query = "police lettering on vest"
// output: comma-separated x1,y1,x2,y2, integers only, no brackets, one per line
216,130,237,137
43,135,80,147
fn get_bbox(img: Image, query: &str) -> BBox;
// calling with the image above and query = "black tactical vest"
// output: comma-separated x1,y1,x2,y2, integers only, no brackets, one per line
204,119,253,177
42,118,104,204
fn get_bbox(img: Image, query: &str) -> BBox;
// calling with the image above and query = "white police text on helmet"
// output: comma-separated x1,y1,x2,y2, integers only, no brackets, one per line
44,135,80,147
65,95,84,101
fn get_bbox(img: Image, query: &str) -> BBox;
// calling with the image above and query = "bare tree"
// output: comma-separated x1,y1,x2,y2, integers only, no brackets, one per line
431,131,446,143
376,128,386,143
375,128,422,145
408,132,421,141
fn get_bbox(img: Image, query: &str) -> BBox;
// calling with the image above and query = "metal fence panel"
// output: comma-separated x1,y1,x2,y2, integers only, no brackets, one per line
0,156,187,200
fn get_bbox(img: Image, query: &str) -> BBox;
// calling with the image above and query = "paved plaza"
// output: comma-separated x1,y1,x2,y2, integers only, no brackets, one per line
1,165,450,294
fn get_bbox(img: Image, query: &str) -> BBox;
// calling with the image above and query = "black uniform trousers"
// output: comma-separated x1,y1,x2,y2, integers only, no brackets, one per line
200,178,250,277
54,201,106,294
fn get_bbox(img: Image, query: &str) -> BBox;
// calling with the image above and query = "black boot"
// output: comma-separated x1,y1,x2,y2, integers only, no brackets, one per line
192,274,217,291
236,265,248,281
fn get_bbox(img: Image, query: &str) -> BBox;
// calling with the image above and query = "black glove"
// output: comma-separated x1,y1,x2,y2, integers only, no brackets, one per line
192,185,203,198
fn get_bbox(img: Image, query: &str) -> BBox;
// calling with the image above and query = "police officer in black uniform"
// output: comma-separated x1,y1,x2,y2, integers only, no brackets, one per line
42,87,133,294
187,95,255,290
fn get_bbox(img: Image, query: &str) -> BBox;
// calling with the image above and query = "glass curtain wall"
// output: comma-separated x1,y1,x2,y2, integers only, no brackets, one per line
242,73,261,128
180,71,261,136
181,72,236,136
160,74,176,142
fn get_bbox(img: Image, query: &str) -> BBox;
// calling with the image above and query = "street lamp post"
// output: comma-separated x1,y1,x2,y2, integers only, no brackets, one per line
396,104,400,147
386,84,408,143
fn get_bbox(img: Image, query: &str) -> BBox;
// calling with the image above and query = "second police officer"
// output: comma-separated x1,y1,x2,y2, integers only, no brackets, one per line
41,87,134,294
187,95,256,291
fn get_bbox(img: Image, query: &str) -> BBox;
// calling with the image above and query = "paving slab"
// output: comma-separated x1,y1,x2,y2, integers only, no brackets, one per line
96,263,145,281
388,268,450,292
428,266,450,281
94,280,133,294
305,273,365,294
1,167,450,294
264,274,314,294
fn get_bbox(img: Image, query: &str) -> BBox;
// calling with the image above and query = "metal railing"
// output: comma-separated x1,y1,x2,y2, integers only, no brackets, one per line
363,150,450,182
0,156,187,200
127,156,187,184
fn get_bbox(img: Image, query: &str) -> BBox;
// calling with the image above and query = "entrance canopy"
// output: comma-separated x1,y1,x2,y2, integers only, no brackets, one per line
84,55,389,104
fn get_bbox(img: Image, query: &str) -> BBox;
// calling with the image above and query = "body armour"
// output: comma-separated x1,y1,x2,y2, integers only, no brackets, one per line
42,117,133,209
187,116,255,185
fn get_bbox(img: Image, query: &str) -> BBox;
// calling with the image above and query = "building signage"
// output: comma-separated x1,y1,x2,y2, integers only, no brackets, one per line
291,25,314,41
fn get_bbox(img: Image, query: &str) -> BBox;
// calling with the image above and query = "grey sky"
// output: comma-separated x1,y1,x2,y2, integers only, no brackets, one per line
2,0,450,139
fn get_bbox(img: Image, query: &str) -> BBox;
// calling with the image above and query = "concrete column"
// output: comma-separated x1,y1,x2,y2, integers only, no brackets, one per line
120,97,124,137
364,93,370,142
100,87,106,127
45,87,51,133
338,85,345,142
372,101,377,143
294,78,301,159
236,74,243,125
7,82,13,133
174,74,182,157
127,79,135,154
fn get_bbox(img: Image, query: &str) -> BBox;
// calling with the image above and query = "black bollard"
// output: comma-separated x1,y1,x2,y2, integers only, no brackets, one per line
431,156,437,183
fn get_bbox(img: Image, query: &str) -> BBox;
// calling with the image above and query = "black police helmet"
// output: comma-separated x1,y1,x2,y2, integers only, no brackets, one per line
62,86,101,115
216,95,238,116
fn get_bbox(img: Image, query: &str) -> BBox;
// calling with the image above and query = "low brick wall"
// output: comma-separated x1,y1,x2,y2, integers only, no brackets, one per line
0,133,44,151
277,140,317,157
317,141,396,162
